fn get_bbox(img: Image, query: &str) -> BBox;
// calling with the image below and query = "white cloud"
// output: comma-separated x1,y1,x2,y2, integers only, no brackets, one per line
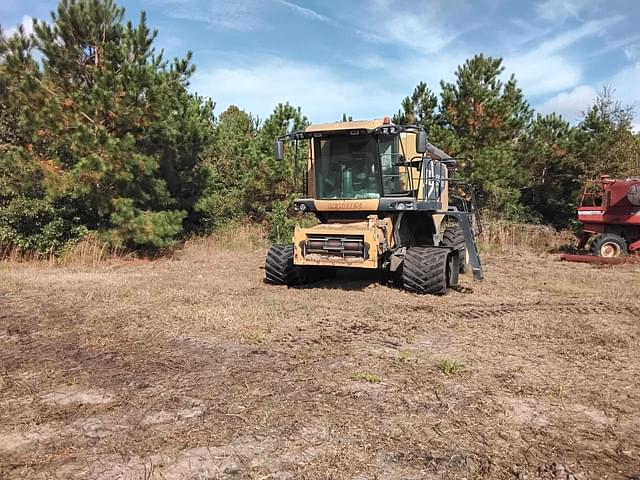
623,45,640,61
169,1,263,32
589,33,640,58
273,0,332,23
534,17,622,56
505,16,622,96
352,0,466,55
537,85,597,120
5,15,34,37
535,0,590,24
536,62,640,127
343,54,388,70
340,48,466,89
379,12,459,54
608,62,640,117
507,54,582,96
164,0,332,32
191,57,402,122
400,52,470,90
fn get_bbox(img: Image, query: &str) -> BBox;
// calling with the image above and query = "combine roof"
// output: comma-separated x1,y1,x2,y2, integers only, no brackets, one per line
305,119,387,133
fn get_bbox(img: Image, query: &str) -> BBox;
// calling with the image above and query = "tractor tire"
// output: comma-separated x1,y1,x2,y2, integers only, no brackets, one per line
442,225,467,273
591,234,628,258
402,246,451,295
265,244,307,285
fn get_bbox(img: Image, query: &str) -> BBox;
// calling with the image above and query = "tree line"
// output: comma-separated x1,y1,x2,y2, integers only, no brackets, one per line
1,0,638,254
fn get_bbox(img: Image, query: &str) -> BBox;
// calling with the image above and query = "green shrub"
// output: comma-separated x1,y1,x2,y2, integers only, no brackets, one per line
267,200,295,244
108,198,186,250
0,197,87,255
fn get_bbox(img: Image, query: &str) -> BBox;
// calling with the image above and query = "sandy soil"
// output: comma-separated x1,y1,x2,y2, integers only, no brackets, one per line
1,246,639,479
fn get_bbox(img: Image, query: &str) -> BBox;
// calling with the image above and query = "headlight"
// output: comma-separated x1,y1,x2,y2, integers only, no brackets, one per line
393,201,416,210
299,203,307,211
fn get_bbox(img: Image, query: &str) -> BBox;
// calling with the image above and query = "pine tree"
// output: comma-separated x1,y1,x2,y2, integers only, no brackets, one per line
250,102,308,218
520,113,582,227
393,81,439,135
575,87,639,179
438,54,532,217
197,105,259,227
0,0,216,252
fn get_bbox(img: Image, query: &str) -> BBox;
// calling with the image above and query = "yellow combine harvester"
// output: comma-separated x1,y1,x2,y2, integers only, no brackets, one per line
265,117,483,294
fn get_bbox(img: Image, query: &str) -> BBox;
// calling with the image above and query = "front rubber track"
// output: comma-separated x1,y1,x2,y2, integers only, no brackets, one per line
402,246,450,295
265,244,306,285
442,225,467,273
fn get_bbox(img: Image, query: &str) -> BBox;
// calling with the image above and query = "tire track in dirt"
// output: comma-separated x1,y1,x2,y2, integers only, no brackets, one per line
438,301,637,320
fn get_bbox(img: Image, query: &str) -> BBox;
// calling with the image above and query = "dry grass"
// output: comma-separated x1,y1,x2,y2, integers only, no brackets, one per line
178,220,268,261
479,220,576,254
1,232,639,479
1,218,577,271
58,235,128,267
0,235,127,267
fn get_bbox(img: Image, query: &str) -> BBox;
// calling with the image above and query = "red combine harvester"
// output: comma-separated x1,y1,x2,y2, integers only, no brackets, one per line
561,176,640,264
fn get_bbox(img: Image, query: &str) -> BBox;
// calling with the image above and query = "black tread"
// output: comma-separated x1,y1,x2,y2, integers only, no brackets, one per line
265,244,306,285
590,233,628,257
442,225,467,273
402,247,450,295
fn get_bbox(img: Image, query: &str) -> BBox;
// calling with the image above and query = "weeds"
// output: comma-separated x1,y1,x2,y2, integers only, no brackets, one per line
436,358,466,376
479,220,575,254
547,383,570,401
351,371,382,384
433,382,447,401
389,350,418,369
242,330,268,345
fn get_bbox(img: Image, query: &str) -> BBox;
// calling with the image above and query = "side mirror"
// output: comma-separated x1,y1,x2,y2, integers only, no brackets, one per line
274,139,284,160
416,130,427,154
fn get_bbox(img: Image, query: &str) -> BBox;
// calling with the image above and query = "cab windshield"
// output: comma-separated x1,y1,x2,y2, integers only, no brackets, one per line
314,134,409,199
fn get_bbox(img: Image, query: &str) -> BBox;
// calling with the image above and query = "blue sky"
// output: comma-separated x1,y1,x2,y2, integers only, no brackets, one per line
2,0,640,127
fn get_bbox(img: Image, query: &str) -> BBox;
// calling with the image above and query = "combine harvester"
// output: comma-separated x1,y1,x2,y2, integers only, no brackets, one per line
265,117,483,294
561,176,640,264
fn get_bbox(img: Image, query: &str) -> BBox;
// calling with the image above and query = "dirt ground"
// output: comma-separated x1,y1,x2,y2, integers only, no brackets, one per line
1,242,639,479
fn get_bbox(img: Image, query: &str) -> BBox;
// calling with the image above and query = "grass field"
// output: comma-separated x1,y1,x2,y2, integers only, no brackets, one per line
1,237,639,479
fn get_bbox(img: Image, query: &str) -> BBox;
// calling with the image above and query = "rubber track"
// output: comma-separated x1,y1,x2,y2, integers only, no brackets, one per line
265,244,302,285
442,225,467,273
442,225,465,257
402,247,449,295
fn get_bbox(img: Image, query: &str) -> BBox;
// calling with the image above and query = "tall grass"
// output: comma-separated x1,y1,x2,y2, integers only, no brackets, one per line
0,244,47,264
58,236,128,267
178,220,268,261
1,235,127,267
479,220,575,254
2,218,575,266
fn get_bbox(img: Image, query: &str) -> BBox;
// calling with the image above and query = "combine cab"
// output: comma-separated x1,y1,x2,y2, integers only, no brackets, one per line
264,117,483,295
575,176,640,258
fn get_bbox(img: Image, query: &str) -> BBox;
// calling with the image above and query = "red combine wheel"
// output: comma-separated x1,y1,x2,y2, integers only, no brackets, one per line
590,234,629,258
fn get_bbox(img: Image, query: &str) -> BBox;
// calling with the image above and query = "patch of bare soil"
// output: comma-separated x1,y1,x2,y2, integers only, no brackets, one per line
0,251,639,479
